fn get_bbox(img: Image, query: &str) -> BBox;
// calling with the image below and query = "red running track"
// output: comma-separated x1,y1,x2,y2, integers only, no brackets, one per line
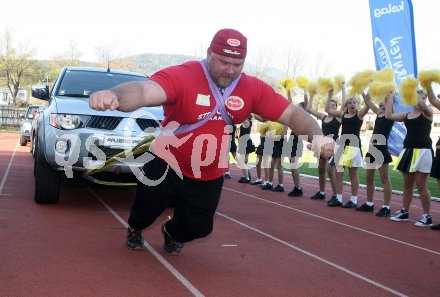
0,132,439,297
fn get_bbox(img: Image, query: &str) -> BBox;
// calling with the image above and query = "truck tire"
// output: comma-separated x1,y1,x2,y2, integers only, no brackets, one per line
20,135,27,146
34,147,61,204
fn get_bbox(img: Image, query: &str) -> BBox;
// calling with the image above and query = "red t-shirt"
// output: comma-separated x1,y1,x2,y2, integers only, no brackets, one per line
150,61,290,180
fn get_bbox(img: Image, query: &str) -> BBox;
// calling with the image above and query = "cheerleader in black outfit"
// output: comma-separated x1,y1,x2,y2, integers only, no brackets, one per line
305,89,341,200
237,115,256,183
356,92,394,217
425,83,440,230
385,90,434,227
325,84,370,208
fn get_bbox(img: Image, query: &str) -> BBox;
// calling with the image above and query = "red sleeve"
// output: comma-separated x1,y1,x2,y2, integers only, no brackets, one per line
250,78,291,121
148,66,182,105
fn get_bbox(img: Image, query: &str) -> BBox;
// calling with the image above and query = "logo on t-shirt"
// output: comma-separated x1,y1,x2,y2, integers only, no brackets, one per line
225,96,244,111
196,94,211,106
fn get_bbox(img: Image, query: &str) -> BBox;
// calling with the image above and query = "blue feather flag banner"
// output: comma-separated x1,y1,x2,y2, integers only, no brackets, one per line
368,0,417,156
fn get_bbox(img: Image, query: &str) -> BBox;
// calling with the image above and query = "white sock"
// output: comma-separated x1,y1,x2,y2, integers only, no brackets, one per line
350,196,358,204
320,191,325,195
279,184,284,187
366,201,374,206
382,205,390,209
336,194,343,202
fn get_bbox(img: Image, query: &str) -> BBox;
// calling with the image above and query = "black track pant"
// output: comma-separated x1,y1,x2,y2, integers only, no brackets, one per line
128,154,224,243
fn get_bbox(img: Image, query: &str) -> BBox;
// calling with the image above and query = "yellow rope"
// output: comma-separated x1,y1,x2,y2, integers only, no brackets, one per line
83,135,155,185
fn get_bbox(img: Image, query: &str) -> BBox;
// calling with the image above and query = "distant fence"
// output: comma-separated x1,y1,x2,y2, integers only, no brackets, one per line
0,107,27,128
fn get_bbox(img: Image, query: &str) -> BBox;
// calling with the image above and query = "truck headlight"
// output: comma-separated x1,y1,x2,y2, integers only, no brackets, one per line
50,114,88,130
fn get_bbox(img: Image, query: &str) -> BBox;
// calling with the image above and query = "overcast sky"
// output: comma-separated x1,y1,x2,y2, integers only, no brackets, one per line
1,0,439,79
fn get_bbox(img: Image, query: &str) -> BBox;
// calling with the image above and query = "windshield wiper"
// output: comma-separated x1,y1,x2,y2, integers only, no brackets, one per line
58,94,89,98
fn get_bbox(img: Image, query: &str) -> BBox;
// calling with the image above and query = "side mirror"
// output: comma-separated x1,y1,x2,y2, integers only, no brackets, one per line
32,85,50,100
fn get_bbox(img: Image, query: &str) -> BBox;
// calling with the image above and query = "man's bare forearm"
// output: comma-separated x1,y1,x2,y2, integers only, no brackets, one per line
110,81,148,112
278,104,323,142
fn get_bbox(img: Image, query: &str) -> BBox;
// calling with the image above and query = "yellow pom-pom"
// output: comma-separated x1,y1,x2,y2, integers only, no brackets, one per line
305,81,317,96
333,75,345,94
317,77,334,96
399,76,418,107
268,122,284,136
369,81,396,103
418,70,440,90
279,77,296,91
348,70,375,97
373,68,395,82
258,122,270,136
295,76,309,89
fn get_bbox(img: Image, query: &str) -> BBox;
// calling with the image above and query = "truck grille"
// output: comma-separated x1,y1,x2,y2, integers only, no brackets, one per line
86,116,122,130
136,118,161,131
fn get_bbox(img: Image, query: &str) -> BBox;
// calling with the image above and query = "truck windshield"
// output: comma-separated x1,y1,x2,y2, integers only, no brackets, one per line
56,70,147,97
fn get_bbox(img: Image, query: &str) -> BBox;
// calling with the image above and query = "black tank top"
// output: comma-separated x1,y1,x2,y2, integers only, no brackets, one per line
403,113,432,149
341,112,363,147
239,121,252,137
371,116,394,145
322,116,341,140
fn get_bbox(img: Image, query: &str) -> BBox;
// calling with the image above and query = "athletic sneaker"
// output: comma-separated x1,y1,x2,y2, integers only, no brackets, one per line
271,184,284,192
162,223,183,255
223,173,231,179
250,180,263,185
238,177,251,184
261,183,273,190
126,227,144,250
376,207,391,217
310,191,325,200
288,187,303,197
342,201,357,208
431,224,440,230
327,197,342,207
414,214,433,227
328,194,337,202
390,209,409,221
355,203,374,212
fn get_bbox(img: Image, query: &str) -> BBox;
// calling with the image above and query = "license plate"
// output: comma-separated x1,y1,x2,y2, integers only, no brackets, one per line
103,135,144,148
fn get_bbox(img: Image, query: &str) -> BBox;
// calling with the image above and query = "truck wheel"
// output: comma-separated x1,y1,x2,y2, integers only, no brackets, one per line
20,135,27,146
34,148,61,204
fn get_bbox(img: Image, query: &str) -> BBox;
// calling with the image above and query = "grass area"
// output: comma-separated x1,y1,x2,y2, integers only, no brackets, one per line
240,151,440,199
0,127,20,133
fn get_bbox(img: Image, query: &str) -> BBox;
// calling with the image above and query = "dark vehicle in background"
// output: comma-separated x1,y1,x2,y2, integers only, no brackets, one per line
29,106,45,156
19,105,41,146
32,67,164,204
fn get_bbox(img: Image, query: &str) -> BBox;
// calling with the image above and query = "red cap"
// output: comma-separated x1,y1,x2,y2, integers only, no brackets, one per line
210,28,247,59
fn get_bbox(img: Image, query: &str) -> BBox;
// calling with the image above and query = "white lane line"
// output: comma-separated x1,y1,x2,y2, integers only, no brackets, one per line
0,141,19,195
216,211,408,297
223,187,440,257
87,188,205,297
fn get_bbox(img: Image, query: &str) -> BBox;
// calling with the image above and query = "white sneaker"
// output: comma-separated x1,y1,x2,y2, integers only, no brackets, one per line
414,214,433,227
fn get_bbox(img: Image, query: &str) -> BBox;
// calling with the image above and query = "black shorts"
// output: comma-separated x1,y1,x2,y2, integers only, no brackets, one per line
229,138,237,153
256,137,265,156
272,139,283,158
365,145,392,166
283,134,303,158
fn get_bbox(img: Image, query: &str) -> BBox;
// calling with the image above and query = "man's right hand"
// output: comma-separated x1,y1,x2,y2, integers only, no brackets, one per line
89,90,120,111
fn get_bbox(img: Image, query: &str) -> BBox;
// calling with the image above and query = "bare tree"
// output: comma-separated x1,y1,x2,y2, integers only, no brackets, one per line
308,52,331,80
65,39,82,66
0,28,38,106
280,45,307,78
246,47,276,80
95,42,136,71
